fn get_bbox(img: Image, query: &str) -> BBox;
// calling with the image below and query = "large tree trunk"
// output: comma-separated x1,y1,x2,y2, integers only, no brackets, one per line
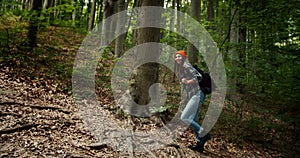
27,0,42,49
187,0,200,66
129,0,163,116
115,0,127,57
101,0,115,44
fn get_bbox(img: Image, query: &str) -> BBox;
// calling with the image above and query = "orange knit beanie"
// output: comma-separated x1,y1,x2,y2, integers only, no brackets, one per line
175,50,187,58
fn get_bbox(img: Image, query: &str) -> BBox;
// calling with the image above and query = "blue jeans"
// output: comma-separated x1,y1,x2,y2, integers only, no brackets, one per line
180,90,206,142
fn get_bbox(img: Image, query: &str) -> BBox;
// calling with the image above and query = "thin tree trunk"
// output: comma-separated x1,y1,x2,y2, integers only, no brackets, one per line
46,0,55,9
131,0,138,45
176,0,181,33
50,0,57,24
79,0,85,27
88,0,96,31
228,9,238,101
25,0,33,10
238,20,247,94
43,0,48,9
170,0,175,32
86,0,91,28
207,0,214,30
109,1,118,35
96,0,103,25
72,0,77,27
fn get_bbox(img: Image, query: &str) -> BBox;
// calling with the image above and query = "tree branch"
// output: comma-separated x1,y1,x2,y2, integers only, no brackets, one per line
220,8,238,48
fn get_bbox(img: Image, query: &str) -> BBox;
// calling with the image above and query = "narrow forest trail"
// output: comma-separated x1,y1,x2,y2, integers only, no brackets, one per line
0,67,278,158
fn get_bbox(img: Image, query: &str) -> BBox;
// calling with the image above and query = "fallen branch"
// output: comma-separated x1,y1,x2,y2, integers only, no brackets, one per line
0,102,71,114
0,111,22,117
87,142,109,150
0,123,39,135
0,102,23,106
29,105,71,114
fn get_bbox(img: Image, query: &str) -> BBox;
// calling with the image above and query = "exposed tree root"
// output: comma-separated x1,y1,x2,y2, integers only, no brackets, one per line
0,123,39,135
0,101,71,114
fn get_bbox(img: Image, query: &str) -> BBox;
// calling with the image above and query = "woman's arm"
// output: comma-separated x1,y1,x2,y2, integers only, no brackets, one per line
182,64,201,84
181,78,196,84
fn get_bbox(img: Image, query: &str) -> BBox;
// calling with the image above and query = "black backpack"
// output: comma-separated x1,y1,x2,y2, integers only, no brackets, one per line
193,65,216,95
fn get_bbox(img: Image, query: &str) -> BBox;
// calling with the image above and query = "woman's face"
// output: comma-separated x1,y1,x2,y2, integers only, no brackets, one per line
175,54,183,64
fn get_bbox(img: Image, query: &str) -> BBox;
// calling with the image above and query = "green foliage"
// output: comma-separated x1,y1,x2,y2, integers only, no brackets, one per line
0,0,299,156
95,47,116,90
0,12,27,56
150,104,173,114
221,0,300,113
160,31,188,50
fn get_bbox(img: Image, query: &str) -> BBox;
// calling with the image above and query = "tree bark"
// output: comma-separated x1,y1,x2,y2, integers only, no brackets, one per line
45,0,55,9
101,0,115,44
170,0,175,32
131,0,138,45
27,0,43,49
238,17,247,94
88,0,96,31
24,0,33,10
115,0,127,57
228,9,238,100
187,0,200,66
176,0,181,33
43,0,48,9
130,0,163,115
207,0,214,30
96,0,104,25
72,0,77,27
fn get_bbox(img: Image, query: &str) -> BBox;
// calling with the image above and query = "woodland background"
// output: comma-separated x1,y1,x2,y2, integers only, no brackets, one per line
0,0,299,157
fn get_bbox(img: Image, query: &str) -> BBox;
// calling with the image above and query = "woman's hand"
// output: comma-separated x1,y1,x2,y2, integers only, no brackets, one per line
181,78,188,84
181,78,195,84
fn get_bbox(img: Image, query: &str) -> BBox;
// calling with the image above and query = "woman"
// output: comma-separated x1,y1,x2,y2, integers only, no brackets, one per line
174,50,211,153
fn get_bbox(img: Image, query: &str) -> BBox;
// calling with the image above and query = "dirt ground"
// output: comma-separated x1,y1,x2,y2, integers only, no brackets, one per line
0,67,280,158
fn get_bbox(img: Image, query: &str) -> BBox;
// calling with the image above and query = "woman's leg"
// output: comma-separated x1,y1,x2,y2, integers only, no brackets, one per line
193,90,206,142
183,91,210,152
192,102,202,142
180,91,202,141
181,91,206,142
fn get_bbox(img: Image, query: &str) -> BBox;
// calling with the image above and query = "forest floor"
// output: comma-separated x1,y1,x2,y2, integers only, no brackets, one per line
0,26,297,157
0,67,282,158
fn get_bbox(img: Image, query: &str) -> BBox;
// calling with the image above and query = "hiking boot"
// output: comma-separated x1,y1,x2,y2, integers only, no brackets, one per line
188,133,211,153
199,133,211,145
188,142,204,153
192,133,211,153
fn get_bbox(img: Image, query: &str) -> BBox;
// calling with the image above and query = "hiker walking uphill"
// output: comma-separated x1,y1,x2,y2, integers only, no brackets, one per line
173,50,211,153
